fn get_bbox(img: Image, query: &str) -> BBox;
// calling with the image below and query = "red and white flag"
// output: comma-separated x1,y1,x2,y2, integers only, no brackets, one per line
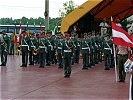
112,21,133,47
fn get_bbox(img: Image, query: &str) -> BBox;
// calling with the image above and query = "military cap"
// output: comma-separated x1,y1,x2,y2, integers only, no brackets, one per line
84,33,87,35
65,33,70,37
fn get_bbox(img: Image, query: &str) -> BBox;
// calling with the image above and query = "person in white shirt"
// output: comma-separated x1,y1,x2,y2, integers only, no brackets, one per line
99,18,110,36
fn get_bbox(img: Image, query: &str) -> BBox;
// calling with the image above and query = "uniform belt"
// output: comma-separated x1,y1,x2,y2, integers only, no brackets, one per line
39,46,45,48
64,50,72,52
58,47,62,49
82,47,89,49
22,45,28,46
118,54,127,56
31,46,35,48
104,48,110,50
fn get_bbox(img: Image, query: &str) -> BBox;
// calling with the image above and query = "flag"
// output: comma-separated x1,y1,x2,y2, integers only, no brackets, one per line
40,22,43,36
19,21,22,42
112,21,133,47
14,24,17,44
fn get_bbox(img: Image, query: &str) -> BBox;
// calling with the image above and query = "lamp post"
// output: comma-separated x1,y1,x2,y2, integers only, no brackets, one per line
44,0,49,33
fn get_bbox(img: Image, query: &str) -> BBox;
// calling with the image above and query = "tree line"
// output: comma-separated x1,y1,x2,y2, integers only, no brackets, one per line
0,17,61,31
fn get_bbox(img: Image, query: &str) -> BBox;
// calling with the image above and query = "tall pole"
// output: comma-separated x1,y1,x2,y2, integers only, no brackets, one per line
44,0,49,33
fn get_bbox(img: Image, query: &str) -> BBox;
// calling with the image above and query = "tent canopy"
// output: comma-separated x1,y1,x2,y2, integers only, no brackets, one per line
60,0,133,34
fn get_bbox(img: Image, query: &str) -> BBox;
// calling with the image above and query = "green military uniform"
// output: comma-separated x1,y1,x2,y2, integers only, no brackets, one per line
34,34,40,64
57,36,64,68
9,33,15,55
29,34,37,65
46,34,53,66
90,35,95,66
38,37,47,68
74,37,81,63
70,36,76,65
62,35,74,77
20,32,30,67
0,31,9,66
98,35,104,62
51,35,57,64
103,35,112,70
81,33,90,70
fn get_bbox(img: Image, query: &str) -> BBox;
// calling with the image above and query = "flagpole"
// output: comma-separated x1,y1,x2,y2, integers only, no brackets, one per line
111,17,118,82
113,44,118,82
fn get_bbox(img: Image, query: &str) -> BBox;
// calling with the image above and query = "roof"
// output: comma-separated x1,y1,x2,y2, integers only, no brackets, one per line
60,0,102,34
92,0,133,21
60,0,133,34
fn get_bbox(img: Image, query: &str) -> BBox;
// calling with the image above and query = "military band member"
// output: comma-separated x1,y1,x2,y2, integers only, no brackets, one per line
57,33,64,68
0,30,9,66
38,35,47,68
70,33,76,65
51,35,57,64
29,33,37,65
9,32,15,55
46,31,53,66
74,34,81,63
81,33,90,70
103,34,112,70
62,33,74,78
20,31,30,67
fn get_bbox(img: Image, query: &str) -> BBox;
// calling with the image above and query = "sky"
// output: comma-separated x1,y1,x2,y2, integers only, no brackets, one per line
0,0,87,19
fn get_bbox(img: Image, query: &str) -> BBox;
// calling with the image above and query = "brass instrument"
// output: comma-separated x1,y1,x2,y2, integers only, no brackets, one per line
33,48,38,55
17,45,22,51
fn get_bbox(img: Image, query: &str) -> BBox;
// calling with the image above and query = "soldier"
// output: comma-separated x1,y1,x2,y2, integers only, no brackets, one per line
51,35,57,64
74,34,81,63
70,33,76,65
62,33,74,78
9,32,15,55
57,33,64,68
38,34,47,68
45,31,53,66
103,34,112,70
20,31,30,67
0,30,9,66
34,34,40,64
81,33,90,70
29,33,37,65
91,31,98,64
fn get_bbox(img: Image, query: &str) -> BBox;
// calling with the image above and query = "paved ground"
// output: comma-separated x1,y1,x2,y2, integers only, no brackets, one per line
0,55,130,100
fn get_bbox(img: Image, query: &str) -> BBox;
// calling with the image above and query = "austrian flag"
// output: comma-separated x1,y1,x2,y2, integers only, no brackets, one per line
111,21,133,47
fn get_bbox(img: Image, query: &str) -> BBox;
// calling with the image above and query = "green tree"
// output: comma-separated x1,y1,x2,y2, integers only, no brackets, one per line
59,0,77,18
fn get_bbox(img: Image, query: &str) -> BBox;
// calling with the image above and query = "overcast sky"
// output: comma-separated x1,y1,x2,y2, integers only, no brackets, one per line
0,0,87,19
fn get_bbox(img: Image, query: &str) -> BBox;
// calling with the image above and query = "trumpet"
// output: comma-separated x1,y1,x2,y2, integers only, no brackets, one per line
33,48,38,55
17,45,22,51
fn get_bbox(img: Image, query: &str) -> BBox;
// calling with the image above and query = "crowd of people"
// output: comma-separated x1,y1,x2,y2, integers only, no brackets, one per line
0,18,133,99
